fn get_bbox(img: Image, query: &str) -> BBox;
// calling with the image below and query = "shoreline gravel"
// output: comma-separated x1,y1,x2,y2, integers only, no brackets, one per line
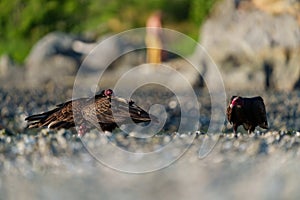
0,87,300,199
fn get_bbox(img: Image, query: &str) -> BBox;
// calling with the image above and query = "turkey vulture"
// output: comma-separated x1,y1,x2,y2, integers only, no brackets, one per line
25,89,156,136
227,96,268,136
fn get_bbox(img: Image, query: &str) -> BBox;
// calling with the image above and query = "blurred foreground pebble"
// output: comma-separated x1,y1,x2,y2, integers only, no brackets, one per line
0,129,300,174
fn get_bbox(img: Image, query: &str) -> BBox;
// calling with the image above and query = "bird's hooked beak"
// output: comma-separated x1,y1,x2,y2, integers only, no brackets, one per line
229,104,241,108
150,114,159,123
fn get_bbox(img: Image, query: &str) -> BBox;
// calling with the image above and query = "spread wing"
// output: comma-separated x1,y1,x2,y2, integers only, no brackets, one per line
25,99,84,129
81,96,113,125
81,96,152,126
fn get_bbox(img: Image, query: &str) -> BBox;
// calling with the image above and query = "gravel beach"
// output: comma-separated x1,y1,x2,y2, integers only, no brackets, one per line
0,87,300,200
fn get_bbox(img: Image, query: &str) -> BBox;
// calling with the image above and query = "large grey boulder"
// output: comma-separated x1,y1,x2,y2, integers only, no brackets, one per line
194,0,300,91
25,32,85,88
25,32,143,89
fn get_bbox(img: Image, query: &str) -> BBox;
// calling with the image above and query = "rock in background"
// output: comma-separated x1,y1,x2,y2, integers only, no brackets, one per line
25,32,87,88
195,0,300,91
23,32,144,90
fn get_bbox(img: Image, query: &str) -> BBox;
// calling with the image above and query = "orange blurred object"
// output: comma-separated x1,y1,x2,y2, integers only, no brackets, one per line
145,11,163,64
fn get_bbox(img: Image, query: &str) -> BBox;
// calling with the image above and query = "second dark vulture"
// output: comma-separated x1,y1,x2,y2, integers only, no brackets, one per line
227,96,268,136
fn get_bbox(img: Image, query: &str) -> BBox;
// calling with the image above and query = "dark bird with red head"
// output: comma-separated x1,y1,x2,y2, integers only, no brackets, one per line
227,96,268,136
25,89,156,137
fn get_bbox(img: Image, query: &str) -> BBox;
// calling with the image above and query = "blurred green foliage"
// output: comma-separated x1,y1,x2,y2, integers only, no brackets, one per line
0,0,218,63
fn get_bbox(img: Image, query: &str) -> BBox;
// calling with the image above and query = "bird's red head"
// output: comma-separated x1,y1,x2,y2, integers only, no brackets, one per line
104,89,113,97
230,96,243,108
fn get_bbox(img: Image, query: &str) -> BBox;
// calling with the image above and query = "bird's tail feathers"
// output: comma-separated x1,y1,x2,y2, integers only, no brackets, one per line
25,113,48,122
25,108,61,129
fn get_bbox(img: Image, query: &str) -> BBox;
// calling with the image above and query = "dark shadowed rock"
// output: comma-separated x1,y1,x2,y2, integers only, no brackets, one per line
79,35,122,71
